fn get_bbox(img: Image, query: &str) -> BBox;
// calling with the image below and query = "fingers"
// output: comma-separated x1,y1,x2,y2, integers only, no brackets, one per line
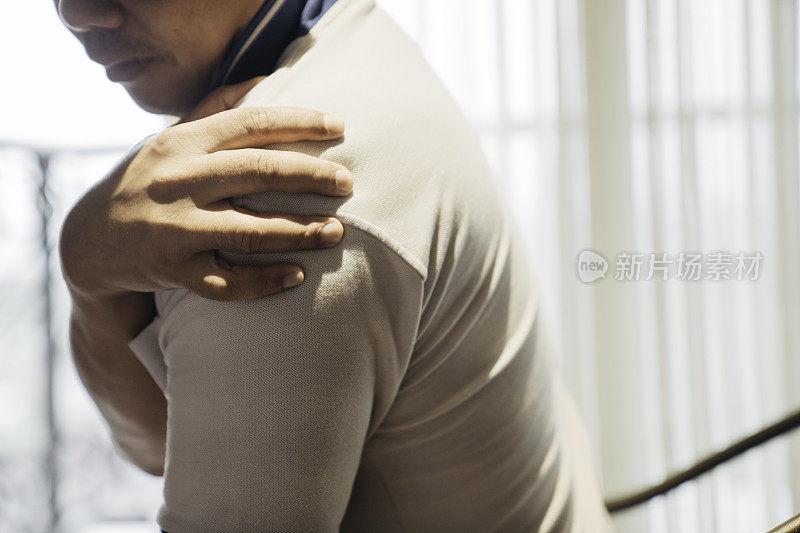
191,209,345,254
181,252,305,301
182,149,353,203
178,76,267,124
174,106,345,153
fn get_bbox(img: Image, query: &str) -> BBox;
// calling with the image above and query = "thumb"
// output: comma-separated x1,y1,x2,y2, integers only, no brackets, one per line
180,251,304,301
178,76,267,124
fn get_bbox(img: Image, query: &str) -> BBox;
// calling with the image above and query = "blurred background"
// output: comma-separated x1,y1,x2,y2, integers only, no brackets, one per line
2,0,799,532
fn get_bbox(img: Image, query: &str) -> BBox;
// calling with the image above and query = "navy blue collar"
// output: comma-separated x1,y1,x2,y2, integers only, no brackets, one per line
211,0,339,89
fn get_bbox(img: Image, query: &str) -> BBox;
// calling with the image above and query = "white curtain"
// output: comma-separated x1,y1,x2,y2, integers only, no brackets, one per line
378,0,800,532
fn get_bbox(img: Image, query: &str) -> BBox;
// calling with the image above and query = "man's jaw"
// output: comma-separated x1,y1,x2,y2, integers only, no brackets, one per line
80,36,214,116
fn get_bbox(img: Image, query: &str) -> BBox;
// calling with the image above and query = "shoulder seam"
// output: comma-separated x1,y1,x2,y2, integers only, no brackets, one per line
336,211,427,280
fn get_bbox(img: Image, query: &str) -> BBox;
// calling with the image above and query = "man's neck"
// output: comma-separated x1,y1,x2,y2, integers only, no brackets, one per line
211,0,340,90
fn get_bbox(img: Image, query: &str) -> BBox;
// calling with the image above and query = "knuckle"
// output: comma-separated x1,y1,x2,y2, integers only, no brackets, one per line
322,166,340,190
309,161,329,183
288,153,330,188
284,225,308,248
236,229,255,255
235,223,265,254
307,109,328,133
306,222,326,245
243,107,276,135
146,130,177,157
254,151,278,190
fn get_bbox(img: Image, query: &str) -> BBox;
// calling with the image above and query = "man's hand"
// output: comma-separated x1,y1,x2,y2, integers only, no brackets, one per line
60,76,352,302
60,77,354,475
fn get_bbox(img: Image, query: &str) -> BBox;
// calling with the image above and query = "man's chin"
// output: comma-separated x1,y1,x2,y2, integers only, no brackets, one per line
122,83,198,117
115,60,213,117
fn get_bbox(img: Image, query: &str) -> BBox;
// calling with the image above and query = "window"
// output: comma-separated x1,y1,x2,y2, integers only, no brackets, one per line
2,1,798,532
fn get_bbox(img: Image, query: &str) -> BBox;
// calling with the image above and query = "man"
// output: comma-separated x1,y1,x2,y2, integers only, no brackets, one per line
57,0,615,531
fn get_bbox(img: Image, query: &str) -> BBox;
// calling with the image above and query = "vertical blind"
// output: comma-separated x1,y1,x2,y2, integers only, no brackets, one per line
2,1,800,532
384,0,800,532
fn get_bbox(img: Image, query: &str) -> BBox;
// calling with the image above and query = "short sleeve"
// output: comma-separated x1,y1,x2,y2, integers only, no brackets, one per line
150,225,424,532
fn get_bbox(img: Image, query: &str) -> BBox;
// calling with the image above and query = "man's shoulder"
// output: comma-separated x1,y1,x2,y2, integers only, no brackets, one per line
233,15,509,284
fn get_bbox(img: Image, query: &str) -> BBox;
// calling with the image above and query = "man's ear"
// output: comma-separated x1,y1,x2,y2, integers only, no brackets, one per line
177,76,268,124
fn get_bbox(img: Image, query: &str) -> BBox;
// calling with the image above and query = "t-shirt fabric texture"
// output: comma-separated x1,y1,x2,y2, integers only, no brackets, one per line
127,0,615,531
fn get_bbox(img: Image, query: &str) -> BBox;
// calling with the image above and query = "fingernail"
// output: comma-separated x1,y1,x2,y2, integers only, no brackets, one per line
319,220,343,244
324,115,345,134
283,270,304,288
335,169,353,192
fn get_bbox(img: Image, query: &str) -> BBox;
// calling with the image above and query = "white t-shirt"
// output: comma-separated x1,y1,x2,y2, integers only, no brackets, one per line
129,0,614,530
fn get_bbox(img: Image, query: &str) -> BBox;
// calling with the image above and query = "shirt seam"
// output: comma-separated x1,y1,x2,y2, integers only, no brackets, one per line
150,212,427,339
336,211,427,280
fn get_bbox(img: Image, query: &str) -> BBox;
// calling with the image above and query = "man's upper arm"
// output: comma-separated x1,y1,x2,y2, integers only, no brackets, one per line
151,225,424,532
